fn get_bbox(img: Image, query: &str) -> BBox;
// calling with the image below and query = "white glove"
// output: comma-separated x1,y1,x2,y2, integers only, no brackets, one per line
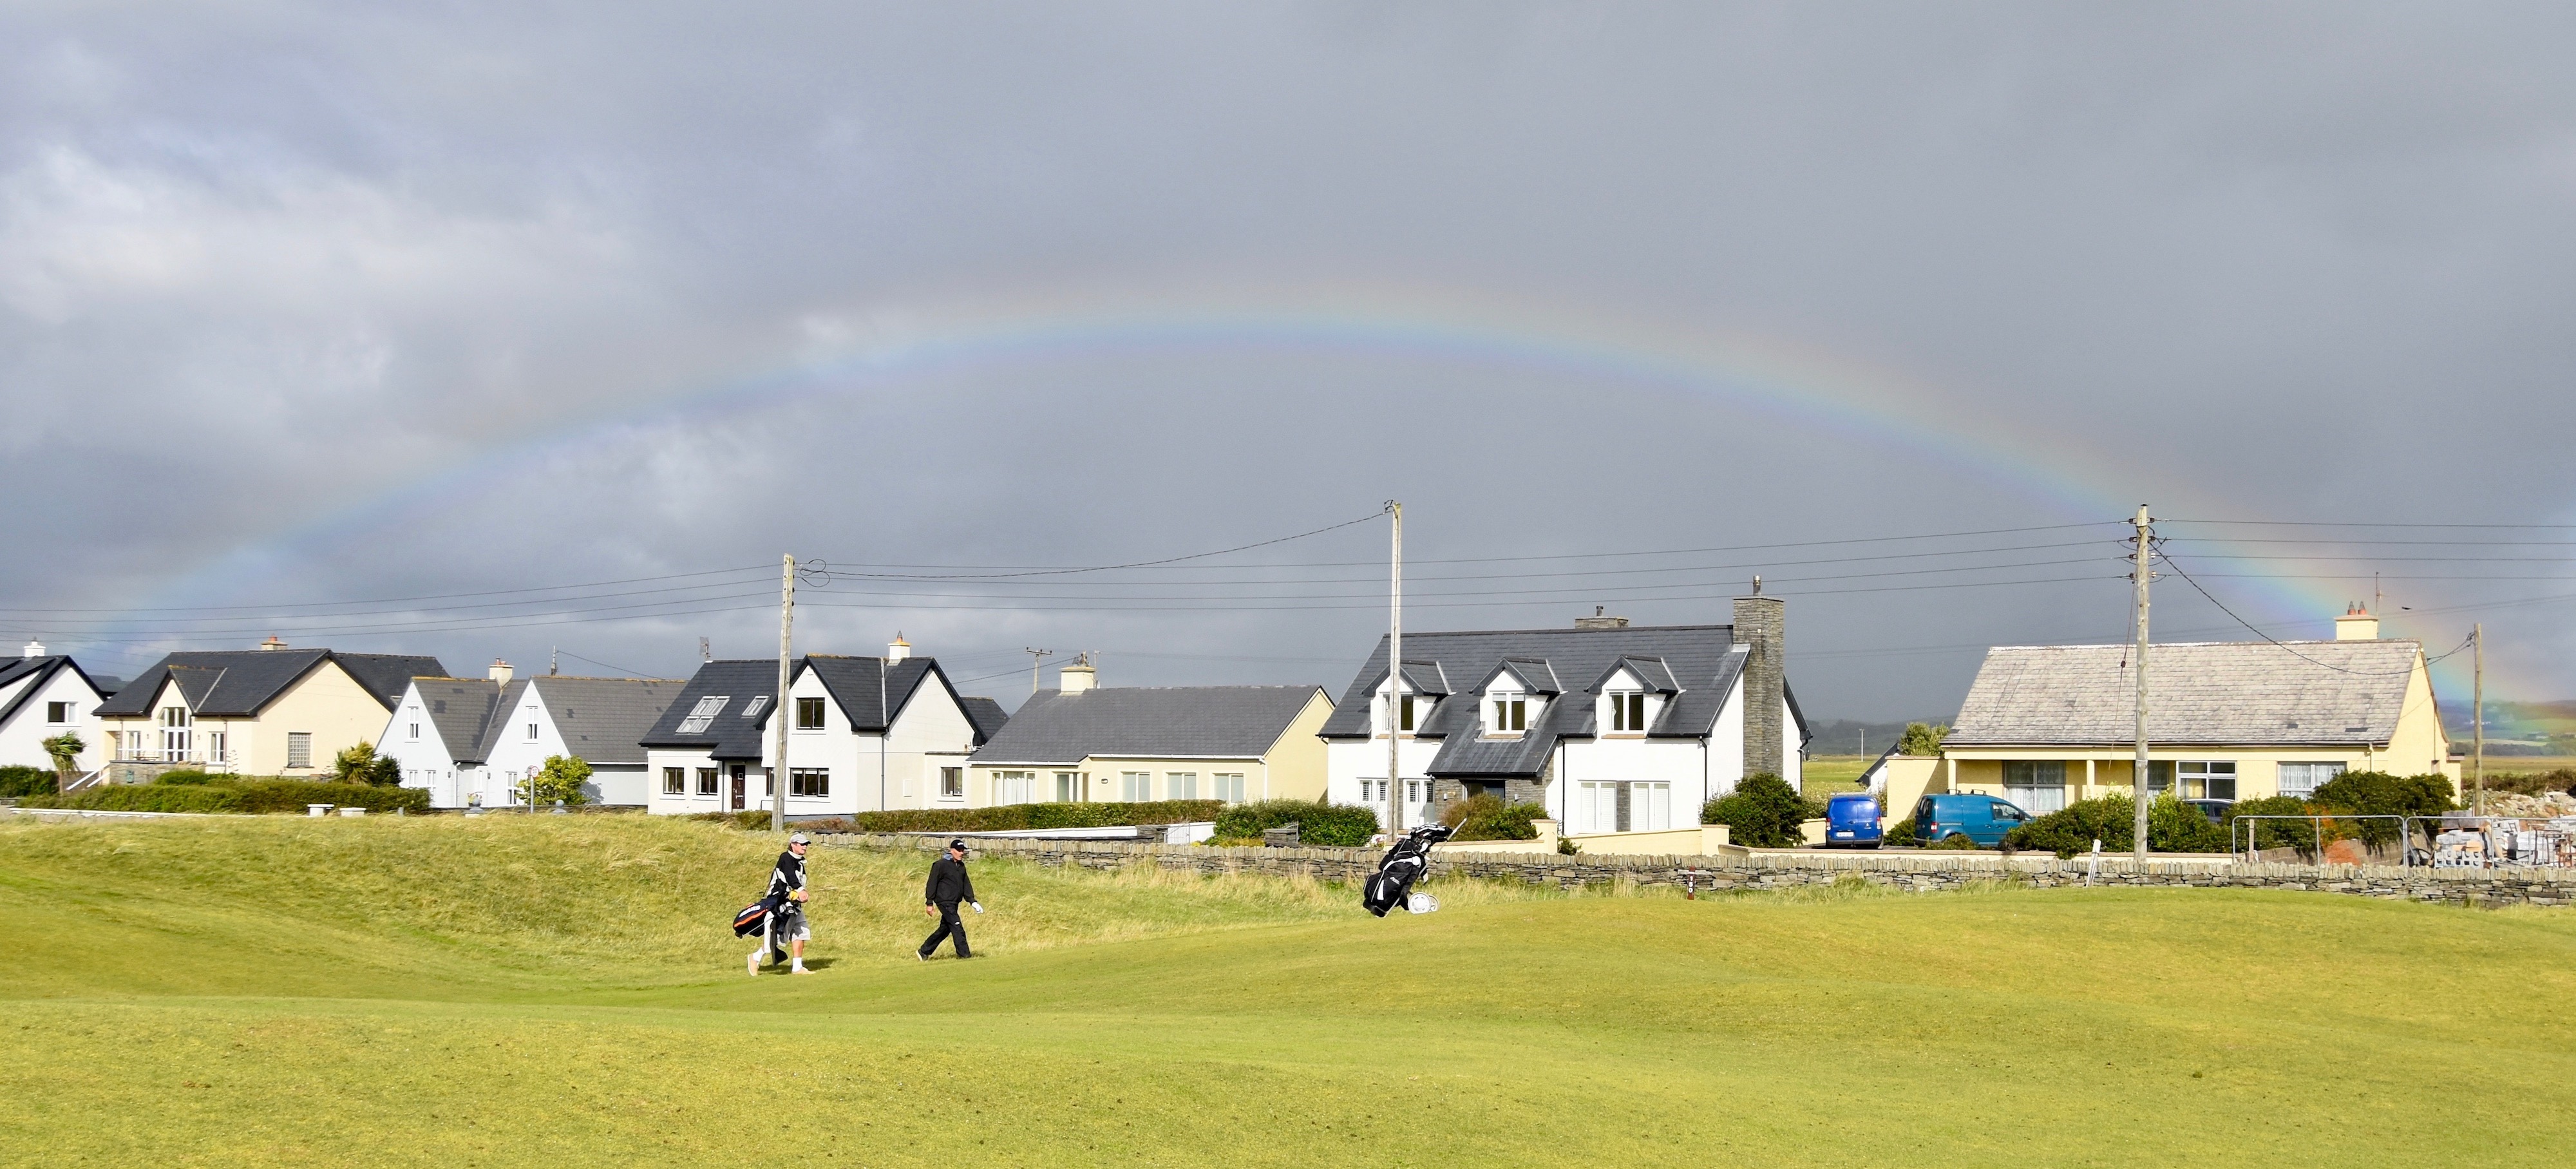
971,902,984,914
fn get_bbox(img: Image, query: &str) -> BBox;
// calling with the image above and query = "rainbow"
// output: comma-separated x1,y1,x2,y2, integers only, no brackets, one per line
98,280,2526,694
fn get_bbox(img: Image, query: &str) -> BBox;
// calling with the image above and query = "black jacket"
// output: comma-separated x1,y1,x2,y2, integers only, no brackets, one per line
924,856,976,906
768,851,806,902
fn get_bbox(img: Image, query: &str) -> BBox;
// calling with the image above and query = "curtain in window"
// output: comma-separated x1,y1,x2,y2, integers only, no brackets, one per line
2003,761,2067,814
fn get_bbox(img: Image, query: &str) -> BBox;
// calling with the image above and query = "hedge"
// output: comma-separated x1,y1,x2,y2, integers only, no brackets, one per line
778,800,1229,835
19,778,429,815
1210,799,1380,847
2000,794,2231,858
1700,773,1820,848
1440,795,1546,841
0,765,59,798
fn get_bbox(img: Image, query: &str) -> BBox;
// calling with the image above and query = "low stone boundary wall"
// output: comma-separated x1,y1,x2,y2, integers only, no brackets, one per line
815,832,2576,907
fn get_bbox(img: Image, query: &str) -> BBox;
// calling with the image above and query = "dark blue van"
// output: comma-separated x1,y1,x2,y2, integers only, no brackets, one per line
1824,794,1882,848
1908,794,2030,847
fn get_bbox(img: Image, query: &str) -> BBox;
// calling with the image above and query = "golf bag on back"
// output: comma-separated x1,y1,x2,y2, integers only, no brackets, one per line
733,892,784,938
1362,825,1454,917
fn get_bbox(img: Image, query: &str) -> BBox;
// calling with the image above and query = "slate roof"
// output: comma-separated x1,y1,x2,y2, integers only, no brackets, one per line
637,660,784,760
471,676,685,765
97,650,447,718
1319,624,1779,779
969,685,1325,766
958,697,1010,745
404,677,502,761
0,656,108,727
1946,640,2435,748
638,656,963,759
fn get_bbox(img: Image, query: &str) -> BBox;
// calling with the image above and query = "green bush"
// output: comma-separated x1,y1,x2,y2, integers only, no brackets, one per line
20,784,243,813
1884,815,1917,844
2222,796,2317,856
1896,723,1950,756
154,769,220,786
2309,770,2456,846
2477,768,2576,798
2002,794,2233,858
0,764,59,798
517,755,592,807
1701,772,1821,848
1439,795,1546,841
330,741,402,786
223,779,430,815
1924,830,1982,850
1208,798,1382,846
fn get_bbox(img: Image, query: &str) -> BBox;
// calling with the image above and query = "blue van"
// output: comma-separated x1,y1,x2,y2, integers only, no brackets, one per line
1908,794,2031,848
1824,794,1882,848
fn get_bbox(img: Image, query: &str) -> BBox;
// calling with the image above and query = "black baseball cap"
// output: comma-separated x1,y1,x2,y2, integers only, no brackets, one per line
947,839,969,851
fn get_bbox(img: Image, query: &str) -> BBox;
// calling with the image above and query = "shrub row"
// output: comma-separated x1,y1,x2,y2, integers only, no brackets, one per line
1999,794,2231,858
1209,799,1381,847
2476,768,2576,798
0,765,59,798
1998,771,2459,859
1439,795,1546,841
1700,773,1821,848
19,778,430,815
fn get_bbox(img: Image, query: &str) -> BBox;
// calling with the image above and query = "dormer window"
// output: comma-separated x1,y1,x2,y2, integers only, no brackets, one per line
677,696,729,734
1609,691,1646,732
1492,694,1526,733
1399,695,1425,731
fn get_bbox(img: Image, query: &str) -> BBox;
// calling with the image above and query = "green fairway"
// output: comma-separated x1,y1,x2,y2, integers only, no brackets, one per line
5,815,2575,1166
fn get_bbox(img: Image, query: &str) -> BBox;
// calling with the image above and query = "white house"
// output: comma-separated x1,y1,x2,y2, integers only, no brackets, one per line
641,639,1005,818
0,642,111,774
1319,596,1808,834
382,663,685,808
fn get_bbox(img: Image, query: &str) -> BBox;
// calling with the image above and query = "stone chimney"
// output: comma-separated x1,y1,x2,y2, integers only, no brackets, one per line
489,659,514,685
21,640,43,658
2334,603,2380,641
259,635,289,651
886,632,911,661
1059,652,1095,696
1573,605,1629,631
1733,588,1786,780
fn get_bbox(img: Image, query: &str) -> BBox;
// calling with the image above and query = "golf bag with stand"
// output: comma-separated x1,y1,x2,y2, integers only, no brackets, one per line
1363,824,1455,917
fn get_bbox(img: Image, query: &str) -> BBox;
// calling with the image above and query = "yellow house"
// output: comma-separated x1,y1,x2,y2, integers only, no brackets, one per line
965,660,1332,807
1882,607,2458,819
95,641,446,779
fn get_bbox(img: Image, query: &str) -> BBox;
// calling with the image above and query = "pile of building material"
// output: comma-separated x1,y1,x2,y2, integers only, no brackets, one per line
2432,815,2576,869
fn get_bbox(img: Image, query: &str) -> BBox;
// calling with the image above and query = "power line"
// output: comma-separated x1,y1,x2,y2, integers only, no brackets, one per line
553,649,664,678
0,564,773,615
2156,549,2474,676
839,508,1392,580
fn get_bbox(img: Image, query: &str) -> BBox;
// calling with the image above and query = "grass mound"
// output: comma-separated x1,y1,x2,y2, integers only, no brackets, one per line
6,814,2576,1166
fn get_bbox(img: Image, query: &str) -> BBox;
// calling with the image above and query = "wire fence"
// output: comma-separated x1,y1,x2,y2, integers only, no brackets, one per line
2231,813,2576,870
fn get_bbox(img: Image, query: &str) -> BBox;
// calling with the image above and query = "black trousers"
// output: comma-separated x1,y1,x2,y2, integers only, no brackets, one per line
919,901,969,958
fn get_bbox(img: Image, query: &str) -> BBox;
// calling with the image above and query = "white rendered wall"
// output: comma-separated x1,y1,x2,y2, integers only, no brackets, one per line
0,668,106,772
381,683,469,808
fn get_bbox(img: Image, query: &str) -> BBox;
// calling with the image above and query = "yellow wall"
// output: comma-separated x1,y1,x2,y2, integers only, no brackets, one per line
1258,689,1335,801
101,660,399,776
969,689,1336,807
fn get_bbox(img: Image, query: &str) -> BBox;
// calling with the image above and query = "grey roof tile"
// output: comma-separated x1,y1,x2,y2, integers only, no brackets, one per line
958,697,1009,745
406,677,502,761
969,685,1323,766
1946,640,2434,747
97,650,446,718
519,676,686,765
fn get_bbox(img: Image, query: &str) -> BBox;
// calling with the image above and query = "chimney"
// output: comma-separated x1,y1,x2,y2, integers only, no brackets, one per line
886,632,911,661
2334,603,2380,641
1058,652,1095,696
259,635,289,651
489,658,514,685
1733,592,1787,780
1574,605,1629,631
21,640,43,658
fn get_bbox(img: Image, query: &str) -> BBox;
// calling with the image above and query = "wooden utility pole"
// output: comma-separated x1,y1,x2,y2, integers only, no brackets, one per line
2132,505,2153,863
2473,623,2485,816
1386,500,1403,840
772,554,794,833
1024,647,1054,696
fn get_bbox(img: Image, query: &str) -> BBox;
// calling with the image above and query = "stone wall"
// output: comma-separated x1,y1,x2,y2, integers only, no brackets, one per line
814,832,2576,908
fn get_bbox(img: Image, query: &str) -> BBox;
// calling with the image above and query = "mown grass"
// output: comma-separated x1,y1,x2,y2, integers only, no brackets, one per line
5,813,2576,1166
1801,754,1871,799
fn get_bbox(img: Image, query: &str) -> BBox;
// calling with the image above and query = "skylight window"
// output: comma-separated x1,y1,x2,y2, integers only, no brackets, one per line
741,696,771,719
677,696,730,734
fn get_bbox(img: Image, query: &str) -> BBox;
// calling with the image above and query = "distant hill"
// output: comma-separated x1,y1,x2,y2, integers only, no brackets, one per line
1806,718,1949,757
2438,699,2576,754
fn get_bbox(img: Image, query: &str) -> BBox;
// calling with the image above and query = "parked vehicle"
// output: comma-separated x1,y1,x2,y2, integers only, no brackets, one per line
1824,793,1882,848
2183,798,2234,825
1908,794,2030,847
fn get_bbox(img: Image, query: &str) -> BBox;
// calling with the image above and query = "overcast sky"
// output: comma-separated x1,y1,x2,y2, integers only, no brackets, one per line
6,3,2573,721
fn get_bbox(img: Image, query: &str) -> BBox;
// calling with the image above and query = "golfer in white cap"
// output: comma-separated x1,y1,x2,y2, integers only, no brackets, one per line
751,832,815,975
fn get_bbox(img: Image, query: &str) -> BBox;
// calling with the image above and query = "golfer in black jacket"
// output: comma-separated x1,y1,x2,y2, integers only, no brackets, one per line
751,832,813,976
917,839,981,960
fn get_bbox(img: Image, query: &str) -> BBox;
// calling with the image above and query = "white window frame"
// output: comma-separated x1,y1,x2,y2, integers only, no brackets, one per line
1166,772,1198,800
993,770,1036,805
663,766,687,795
1122,771,1152,802
46,701,72,725
940,766,965,799
1489,691,1526,735
2277,761,2344,799
2176,760,2238,801
1607,690,1647,732
1054,771,1081,802
286,732,312,769
677,696,729,735
1213,772,1247,804
2003,761,2069,814
741,695,770,721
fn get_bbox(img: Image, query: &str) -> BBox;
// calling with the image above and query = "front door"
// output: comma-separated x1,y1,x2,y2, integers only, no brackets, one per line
1403,779,1434,830
729,766,746,812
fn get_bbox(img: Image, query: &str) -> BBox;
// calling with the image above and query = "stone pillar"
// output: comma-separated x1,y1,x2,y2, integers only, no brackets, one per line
1733,593,1786,780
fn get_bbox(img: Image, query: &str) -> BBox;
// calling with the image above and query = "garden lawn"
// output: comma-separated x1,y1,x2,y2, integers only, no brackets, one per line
4,814,2575,1167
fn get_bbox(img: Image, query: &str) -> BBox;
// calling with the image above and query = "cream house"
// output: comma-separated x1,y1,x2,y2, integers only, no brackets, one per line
1885,605,2458,818
966,658,1331,807
94,640,445,779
